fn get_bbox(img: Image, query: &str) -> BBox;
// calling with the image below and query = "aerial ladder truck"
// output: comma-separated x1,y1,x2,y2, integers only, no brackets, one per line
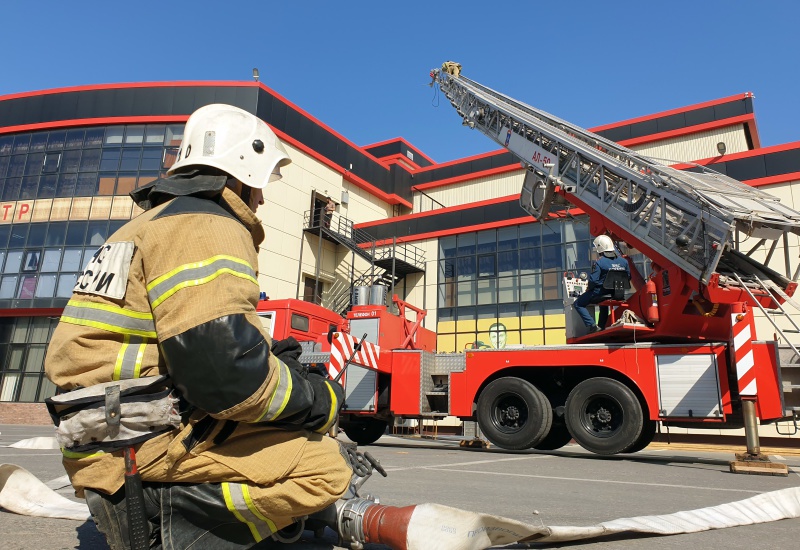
264,63,799,473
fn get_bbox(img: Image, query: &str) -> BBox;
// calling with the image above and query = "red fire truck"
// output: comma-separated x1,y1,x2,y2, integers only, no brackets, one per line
262,64,800,461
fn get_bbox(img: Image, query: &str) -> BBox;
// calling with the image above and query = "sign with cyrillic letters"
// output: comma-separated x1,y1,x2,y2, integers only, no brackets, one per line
74,241,135,299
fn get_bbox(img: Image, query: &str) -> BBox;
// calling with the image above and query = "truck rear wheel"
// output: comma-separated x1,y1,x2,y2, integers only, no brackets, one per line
477,377,552,450
622,419,657,453
340,417,388,446
532,422,573,451
565,377,643,455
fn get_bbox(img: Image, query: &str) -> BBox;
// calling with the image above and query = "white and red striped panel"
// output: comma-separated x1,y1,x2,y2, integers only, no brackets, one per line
328,332,380,380
731,311,756,397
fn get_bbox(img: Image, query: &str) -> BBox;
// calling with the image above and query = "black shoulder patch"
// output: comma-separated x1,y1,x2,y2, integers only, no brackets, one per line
153,196,237,222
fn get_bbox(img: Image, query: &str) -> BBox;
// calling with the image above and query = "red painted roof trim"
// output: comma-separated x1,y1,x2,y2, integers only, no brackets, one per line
412,164,523,192
0,115,189,135
590,93,754,131
271,127,411,208
616,114,754,148
0,81,259,102
380,153,422,171
413,148,509,173
671,141,800,169
253,83,391,168
356,194,520,229
745,172,800,188
364,217,536,246
362,137,437,165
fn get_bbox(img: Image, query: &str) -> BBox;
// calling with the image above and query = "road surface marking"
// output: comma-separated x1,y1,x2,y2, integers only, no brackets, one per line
420,467,764,494
385,454,554,472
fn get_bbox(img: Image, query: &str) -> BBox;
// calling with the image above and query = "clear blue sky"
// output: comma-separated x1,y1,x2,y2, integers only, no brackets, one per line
1,1,797,163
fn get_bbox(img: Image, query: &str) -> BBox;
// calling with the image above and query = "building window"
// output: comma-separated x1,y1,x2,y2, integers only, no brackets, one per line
436,220,592,352
303,276,323,305
0,316,59,402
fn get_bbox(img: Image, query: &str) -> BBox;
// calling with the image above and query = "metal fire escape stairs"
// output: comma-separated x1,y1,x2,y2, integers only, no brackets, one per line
302,209,425,315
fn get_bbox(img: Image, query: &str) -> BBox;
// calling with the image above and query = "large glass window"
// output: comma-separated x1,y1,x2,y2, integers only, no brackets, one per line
436,220,592,352
0,317,59,402
0,121,180,307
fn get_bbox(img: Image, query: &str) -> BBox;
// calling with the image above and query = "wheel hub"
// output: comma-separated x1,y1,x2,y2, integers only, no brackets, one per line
502,406,520,424
595,407,612,424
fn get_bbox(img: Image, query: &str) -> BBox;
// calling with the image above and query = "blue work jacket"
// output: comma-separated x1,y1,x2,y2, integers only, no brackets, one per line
587,255,630,295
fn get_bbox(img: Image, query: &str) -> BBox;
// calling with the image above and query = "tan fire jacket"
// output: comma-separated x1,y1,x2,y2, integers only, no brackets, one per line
45,173,343,496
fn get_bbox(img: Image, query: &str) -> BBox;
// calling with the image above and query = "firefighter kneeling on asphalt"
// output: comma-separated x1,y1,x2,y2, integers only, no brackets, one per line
44,104,354,549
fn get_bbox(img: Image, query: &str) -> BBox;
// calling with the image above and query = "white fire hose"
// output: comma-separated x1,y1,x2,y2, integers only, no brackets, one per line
2,437,799,549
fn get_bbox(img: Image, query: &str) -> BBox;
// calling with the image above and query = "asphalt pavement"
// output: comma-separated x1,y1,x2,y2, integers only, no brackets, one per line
1,424,799,550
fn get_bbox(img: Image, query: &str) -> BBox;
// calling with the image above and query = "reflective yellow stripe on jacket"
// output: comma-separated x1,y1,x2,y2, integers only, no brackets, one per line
319,381,339,434
113,335,148,380
222,482,277,542
61,300,157,338
256,359,293,422
146,255,257,309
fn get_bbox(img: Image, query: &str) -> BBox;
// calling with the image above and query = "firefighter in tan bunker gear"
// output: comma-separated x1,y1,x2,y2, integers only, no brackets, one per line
44,104,351,549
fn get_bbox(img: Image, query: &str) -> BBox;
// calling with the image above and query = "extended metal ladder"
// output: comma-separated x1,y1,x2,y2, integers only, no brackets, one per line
733,273,800,432
431,64,800,285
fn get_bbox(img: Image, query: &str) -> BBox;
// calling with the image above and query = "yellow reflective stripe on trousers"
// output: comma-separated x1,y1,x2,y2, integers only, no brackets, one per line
60,300,157,338
113,335,150,380
222,482,277,542
256,359,293,422
61,448,105,459
146,255,257,309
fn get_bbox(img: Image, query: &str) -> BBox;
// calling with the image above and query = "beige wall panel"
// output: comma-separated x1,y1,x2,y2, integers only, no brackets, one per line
255,143,396,302
413,171,524,212
340,182,393,224
629,126,749,163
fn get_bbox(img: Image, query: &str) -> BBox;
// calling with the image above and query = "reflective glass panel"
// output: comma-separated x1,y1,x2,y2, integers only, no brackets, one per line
45,223,67,246
2,177,21,201
34,274,56,298
29,133,48,152
120,149,141,170
47,131,66,151
3,251,23,273
65,129,85,149
60,248,83,271
84,128,105,147
0,276,17,298
145,125,165,145
124,126,145,145
104,127,124,145
56,273,78,297
41,249,62,272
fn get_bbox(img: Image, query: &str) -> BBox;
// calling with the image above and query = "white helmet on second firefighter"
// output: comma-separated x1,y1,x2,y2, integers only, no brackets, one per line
592,234,616,255
168,104,291,189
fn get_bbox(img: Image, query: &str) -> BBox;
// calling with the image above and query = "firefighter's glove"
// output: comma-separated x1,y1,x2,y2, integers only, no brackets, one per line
305,373,344,433
271,336,307,375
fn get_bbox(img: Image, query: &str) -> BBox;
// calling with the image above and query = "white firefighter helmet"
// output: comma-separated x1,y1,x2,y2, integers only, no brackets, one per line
592,235,616,255
168,104,291,189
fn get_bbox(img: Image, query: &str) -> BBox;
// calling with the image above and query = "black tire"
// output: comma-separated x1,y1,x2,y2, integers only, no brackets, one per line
477,377,552,450
340,417,388,446
532,421,573,450
622,419,657,453
565,377,643,455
